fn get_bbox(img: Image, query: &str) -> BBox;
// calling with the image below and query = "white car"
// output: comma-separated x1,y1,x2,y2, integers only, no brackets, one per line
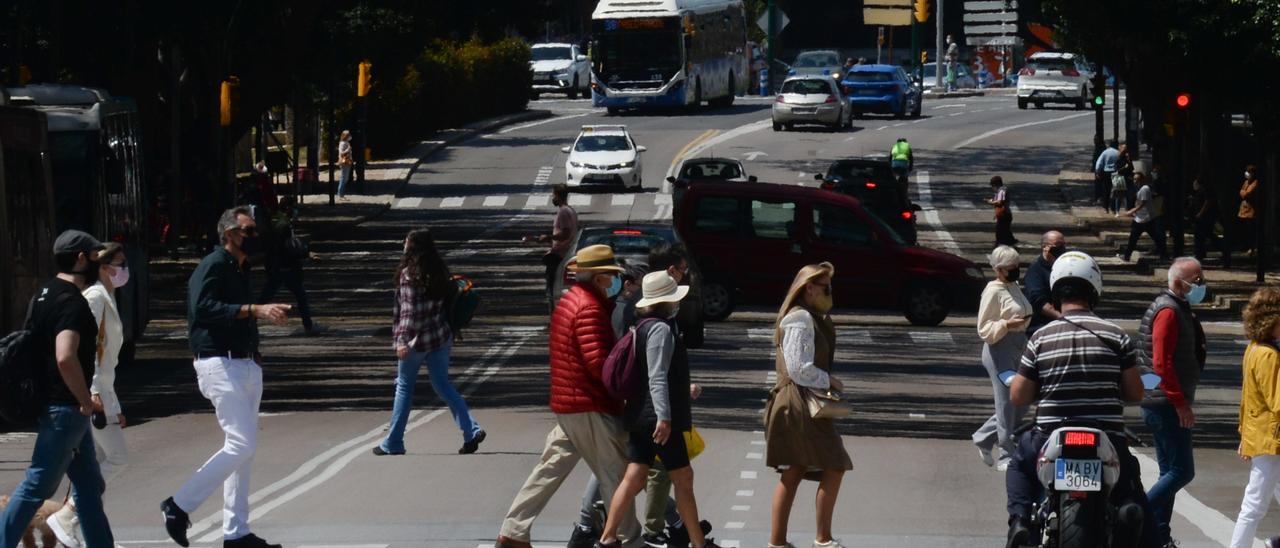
530,43,591,99
1017,52,1093,109
561,125,646,190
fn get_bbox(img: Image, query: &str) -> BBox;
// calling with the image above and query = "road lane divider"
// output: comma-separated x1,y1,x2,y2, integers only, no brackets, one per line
951,112,1093,149
913,170,962,254
665,129,720,190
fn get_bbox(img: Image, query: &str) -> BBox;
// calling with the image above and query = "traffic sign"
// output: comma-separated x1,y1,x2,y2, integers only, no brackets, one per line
756,10,790,34
864,0,914,26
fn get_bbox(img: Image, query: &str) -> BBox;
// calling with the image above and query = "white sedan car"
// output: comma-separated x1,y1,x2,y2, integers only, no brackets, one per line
561,125,646,191
530,43,591,99
1017,52,1093,109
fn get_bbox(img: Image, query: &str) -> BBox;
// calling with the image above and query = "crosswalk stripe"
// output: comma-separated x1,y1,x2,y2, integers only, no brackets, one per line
483,195,508,207
612,194,635,206
910,331,954,345
394,197,423,209
525,195,549,209
440,197,464,208
654,194,673,205
836,329,873,345
951,199,977,210
569,194,592,207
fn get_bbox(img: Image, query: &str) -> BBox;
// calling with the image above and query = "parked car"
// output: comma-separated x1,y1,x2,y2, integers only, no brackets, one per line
1016,52,1093,110
530,43,591,99
772,76,851,131
668,157,756,210
815,156,919,244
920,63,978,91
841,64,921,118
789,50,844,78
675,181,985,325
553,224,705,347
561,125,646,190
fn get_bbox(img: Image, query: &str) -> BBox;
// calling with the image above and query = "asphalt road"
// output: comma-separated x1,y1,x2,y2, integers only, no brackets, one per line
1,93,1272,548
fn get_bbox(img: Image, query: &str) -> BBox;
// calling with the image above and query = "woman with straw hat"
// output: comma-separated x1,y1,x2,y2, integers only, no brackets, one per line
597,271,719,548
765,262,851,548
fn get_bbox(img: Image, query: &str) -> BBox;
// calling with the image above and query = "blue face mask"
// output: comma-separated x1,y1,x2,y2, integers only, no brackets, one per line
1185,281,1207,305
606,274,622,298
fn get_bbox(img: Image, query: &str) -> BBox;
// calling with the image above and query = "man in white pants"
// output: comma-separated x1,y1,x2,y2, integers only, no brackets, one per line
161,207,291,548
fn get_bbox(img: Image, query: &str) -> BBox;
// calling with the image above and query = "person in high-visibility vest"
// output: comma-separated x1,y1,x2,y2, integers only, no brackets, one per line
890,138,914,177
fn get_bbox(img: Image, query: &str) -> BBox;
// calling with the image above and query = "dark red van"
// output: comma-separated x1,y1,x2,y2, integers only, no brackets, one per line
674,181,985,325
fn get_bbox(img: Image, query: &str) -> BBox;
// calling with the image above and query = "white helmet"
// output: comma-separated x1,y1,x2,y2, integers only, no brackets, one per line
1049,251,1103,297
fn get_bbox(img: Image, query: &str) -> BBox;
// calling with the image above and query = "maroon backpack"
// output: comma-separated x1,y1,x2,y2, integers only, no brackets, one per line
602,318,661,401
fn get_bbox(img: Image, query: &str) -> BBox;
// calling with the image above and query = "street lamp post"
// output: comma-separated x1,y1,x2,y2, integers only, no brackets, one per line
935,0,944,90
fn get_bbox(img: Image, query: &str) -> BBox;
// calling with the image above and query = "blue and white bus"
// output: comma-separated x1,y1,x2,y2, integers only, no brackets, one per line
590,0,748,113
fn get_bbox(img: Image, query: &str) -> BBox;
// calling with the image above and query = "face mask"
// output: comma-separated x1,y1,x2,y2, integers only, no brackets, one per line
240,236,262,256
606,275,622,298
1185,280,1207,305
108,264,130,288
1005,268,1021,283
1245,172,1252,179
1048,245,1067,259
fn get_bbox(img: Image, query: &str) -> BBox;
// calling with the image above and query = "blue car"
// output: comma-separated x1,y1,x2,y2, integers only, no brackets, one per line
841,64,922,119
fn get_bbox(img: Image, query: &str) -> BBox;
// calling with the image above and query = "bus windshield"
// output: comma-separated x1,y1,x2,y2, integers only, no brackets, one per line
595,30,682,85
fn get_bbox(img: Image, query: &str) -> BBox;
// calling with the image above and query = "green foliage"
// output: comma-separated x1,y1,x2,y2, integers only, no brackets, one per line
361,38,531,154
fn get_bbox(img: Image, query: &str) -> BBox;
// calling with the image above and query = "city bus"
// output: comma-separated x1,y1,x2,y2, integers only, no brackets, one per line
0,104,57,334
3,85,150,357
590,0,748,113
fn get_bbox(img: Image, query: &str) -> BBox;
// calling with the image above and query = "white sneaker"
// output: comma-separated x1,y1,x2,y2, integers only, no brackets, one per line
47,504,84,548
977,446,995,467
813,540,847,548
996,460,1010,472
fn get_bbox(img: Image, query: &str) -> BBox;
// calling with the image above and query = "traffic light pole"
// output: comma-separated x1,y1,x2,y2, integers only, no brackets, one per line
935,0,944,89
766,0,777,95
1092,66,1104,162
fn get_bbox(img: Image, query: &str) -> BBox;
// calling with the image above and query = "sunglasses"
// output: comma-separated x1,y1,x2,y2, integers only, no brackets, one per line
233,225,258,237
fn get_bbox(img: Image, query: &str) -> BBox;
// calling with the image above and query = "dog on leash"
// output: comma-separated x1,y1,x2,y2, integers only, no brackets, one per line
0,494,63,548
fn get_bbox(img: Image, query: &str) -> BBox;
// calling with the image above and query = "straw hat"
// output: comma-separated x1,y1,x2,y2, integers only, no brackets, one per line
566,244,624,273
635,271,690,308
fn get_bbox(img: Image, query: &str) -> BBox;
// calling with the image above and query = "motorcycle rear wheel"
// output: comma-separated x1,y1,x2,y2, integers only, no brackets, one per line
1056,492,1104,548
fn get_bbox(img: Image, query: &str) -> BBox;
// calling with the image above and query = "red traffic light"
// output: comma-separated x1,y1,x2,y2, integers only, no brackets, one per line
1176,93,1191,108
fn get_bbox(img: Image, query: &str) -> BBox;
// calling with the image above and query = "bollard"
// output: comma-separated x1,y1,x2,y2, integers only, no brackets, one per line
759,68,770,97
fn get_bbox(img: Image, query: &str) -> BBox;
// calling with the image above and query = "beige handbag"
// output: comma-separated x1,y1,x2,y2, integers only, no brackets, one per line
804,387,851,419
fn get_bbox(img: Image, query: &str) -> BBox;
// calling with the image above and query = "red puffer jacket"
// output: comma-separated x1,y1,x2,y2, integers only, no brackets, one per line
549,284,621,415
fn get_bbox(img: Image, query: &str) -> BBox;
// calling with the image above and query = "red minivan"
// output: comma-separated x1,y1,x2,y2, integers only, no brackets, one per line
674,181,986,325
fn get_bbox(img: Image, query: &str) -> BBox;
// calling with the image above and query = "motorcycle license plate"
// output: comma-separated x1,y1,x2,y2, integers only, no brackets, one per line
1054,458,1102,492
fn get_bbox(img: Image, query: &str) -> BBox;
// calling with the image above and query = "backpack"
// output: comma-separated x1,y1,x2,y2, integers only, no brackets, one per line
0,298,46,426
602,318,661,401
447,275,480,338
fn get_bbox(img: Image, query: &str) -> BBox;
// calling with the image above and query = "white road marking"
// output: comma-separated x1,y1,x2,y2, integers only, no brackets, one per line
654,194,673,206
911,119,927,124
909,413,927,419
740,470,758,479
949,112,964,117
190,339,532,543
393,197,423,209
525,195,549,209
736,490,755,497
681,119,772,161
494,112,591,134
751,440,766,445
483,195,508,207
933,104,966,109
440,197,465,208
876,125,890,131
1131,449,1262,547
720,541,742,548
913,171,962,254
731,505,751,511
724,522,746,530
952,112,1093,149
892,122,907,127
569,194,592,207
910,332,954,344
748,328,773,339
836,329,874,345
746,452,763,460
951,198,977,210
612,194,635,207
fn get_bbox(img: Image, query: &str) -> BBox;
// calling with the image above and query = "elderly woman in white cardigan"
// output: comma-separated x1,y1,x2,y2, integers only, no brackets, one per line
46,242,131,546
972,245,1031,471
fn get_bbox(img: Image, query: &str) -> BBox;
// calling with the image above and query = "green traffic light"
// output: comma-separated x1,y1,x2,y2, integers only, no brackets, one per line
1093,95,1105,106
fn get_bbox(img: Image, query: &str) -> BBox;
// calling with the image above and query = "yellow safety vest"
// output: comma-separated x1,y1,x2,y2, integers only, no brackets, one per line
891,141,912,161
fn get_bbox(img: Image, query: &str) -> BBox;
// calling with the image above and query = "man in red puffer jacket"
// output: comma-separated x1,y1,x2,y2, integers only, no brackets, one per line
496,245,640,548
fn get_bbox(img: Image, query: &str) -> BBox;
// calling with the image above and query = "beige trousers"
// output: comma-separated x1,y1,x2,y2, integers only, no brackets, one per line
500,412,639,543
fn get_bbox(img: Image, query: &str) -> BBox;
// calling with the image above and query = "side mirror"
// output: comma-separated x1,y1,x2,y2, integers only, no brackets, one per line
814,173,824,181
636,145,647,152
560,146,571,154
910,203,922,212
576,55,587,62
748,175,758,183
666,176,677,183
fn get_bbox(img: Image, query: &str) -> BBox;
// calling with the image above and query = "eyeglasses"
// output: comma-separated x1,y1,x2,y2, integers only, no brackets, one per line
234,225,258,236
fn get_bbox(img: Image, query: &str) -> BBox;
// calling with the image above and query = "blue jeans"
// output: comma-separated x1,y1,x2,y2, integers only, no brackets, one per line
1143,404,1196,543
379,342,481,452
337,165,352,197
1,405,114,547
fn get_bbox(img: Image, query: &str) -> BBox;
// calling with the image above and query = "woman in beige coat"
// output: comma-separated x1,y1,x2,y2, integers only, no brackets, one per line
764,262,852,548
972,245,1031,471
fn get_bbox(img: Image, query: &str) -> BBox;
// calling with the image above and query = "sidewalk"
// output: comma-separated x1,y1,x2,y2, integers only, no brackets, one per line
1056,167,1278,320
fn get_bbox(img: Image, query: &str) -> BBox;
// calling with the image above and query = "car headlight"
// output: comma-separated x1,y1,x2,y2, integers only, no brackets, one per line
965,267,985,279
569,161,582,168
555,72,571,80
618,160,635,168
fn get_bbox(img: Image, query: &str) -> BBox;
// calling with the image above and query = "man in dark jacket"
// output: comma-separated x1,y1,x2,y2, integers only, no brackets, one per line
497,245,640,548
1023,230,1067,335
1139,258,1207,547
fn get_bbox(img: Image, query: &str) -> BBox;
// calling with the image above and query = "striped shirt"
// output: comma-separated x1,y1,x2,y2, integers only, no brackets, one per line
1018,311,1137,435
392,272,452,353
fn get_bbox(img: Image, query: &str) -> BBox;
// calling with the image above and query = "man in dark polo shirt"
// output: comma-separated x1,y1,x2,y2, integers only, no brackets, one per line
1,230,115,547
1005,251,1155,548
161,206,290,548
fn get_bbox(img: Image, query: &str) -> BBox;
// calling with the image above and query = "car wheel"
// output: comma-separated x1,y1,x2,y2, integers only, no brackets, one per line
531,92,541,101
1017,98,1028,110
784,122,794,131
568,76,580,99
701,281,736,321
903,281,950,326
895,98,907,119
1076,91,1087,110
773,121,783,131
607,106,621,116
1035,101,1044,109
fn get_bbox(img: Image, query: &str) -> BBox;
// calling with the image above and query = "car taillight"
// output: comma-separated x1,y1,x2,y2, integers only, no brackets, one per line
1061,68,1080,77
900,210,913,220
821,181,835,190
865,181,878,189
824,94,837,103
1063,431,1097,447
613,229,643,236
1019,67,1035,76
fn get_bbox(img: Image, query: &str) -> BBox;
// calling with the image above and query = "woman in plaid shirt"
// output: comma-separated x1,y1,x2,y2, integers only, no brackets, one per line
374,229,486,456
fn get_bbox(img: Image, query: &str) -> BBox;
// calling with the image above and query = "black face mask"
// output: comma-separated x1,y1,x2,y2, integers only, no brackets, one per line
1048,245,1067,259
240,236,262,256
1006,268,1021,283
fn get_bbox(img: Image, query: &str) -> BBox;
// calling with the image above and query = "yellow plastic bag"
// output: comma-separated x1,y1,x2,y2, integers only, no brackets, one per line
684,426,706,460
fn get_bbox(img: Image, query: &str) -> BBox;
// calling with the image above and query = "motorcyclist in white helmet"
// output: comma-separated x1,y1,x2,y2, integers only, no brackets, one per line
1004,251,1157,547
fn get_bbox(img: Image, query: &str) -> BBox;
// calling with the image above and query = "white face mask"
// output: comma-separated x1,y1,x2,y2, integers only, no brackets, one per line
1246,171,1253,179
108,265,130,288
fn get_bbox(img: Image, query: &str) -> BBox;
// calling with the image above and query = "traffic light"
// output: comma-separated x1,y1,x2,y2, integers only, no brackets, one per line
357,60,373,97
915,0,931,23
1175,92,1191,108
1092,91,1105,107
219,76,240,127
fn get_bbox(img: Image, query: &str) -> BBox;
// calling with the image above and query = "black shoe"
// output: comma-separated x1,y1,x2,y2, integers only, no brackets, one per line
160,497,191,547
224,533,282,548
643,531,671,548
1006,516,1030,548
594,540,621,548
371,445,404,456
568,524,597,548
459,430,487,454
697,539,720,548
666,520,712,548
